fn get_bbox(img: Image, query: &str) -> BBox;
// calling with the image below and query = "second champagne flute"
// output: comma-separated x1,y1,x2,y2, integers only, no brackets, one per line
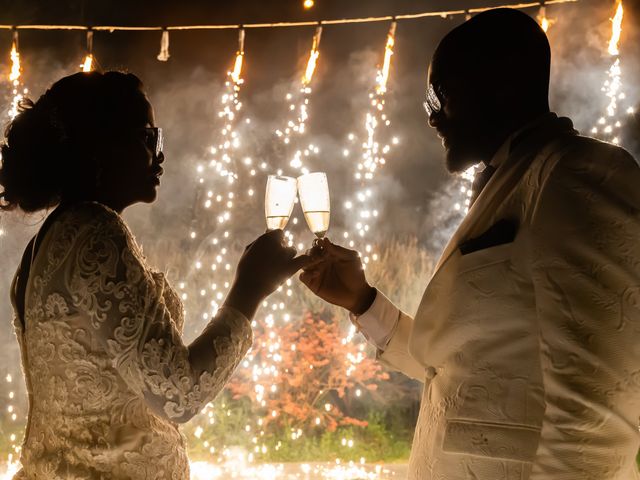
297,172,330,239
265,175,297,231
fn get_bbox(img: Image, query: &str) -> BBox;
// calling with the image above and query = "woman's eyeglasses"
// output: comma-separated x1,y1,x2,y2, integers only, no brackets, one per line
423,84,443,117
142,127,163,157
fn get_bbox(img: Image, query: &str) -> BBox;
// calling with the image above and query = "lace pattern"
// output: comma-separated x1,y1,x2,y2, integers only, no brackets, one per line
11,202,253,479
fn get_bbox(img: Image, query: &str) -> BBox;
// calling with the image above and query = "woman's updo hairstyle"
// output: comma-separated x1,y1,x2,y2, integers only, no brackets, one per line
0,71,146,213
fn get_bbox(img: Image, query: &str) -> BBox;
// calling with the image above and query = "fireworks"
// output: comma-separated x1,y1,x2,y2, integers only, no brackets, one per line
591,0,631,145
8,32,28,120
607,0,623,56
303,26,322,87
342,21,398,261
376,22,396,96
81,30,94,72
275,25,323,164
537,4,555,33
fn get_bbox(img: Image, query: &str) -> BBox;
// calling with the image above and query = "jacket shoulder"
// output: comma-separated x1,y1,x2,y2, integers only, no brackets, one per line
533,135,639,188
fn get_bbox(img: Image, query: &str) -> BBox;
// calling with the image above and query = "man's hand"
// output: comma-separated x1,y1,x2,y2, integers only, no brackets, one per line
300,238,377,315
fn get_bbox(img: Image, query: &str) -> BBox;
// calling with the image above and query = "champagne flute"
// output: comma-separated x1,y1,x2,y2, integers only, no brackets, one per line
297,172,330,240
265,175,298,231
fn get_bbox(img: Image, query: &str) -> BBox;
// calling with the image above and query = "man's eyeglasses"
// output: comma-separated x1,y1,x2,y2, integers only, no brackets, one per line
142,127,163,157
423,84,443,117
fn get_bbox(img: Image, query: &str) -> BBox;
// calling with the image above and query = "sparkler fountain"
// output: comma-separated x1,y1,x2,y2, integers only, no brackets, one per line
591,0,634,145
0,31,28,480
81,29,95,72
178,25,396,478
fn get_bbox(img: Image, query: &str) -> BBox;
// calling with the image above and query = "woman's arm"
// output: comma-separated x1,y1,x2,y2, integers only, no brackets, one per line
62,203,305,423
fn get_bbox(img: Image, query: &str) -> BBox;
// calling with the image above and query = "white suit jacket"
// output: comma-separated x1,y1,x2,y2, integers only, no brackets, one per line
357,114,640,479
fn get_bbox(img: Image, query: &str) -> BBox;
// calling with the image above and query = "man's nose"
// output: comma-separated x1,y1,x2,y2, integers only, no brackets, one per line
156,151,165,164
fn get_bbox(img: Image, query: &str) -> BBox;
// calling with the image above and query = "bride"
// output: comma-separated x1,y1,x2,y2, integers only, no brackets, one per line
0,71,312,479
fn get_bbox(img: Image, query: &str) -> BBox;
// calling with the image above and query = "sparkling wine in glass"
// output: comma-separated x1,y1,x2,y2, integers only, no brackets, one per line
297,172,330,239
265,175,298,231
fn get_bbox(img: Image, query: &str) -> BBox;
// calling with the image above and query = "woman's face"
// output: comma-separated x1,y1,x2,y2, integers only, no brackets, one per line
98,93,165,211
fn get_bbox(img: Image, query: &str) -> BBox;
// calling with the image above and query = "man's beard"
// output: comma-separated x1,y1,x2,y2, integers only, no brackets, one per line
444,144,480,173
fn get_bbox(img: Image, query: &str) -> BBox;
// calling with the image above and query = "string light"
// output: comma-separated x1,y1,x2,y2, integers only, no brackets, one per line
0,1,578,34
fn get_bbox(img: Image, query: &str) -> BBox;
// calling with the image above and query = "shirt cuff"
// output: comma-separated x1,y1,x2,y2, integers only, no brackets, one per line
349,290,400,351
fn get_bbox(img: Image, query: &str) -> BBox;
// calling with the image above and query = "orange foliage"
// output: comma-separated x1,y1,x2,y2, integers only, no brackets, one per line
228,310,389,433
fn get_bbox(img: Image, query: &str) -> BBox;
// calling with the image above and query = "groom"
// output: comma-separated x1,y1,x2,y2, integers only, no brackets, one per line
302,8,640,480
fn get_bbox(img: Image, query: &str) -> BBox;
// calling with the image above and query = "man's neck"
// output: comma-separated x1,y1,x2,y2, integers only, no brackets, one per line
481,110,552,166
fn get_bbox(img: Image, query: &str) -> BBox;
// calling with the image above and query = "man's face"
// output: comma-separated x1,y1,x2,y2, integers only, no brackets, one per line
426,53,491,173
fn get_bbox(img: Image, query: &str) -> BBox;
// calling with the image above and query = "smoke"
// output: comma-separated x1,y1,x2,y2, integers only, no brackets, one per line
0,0,638,418
548,0,640,133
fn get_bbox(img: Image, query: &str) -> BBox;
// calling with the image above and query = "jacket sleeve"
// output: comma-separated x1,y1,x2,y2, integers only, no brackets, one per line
63,205,252,423
529,142,640,458
352,291,425,381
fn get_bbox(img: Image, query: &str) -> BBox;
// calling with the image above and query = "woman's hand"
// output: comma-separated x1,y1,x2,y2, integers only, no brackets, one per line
300,238,376,315
224,229,316,319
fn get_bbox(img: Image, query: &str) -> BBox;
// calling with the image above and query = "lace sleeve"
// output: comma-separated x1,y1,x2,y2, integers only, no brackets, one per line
63,204,253,423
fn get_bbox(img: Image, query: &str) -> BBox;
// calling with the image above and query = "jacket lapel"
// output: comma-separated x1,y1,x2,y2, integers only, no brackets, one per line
431,115,579,277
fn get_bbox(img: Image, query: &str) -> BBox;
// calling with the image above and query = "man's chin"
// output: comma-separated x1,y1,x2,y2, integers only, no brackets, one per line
444,146,479,174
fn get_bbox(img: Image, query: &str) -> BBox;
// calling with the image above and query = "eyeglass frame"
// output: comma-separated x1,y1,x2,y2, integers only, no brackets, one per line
141,127,163,157
423,83,444,118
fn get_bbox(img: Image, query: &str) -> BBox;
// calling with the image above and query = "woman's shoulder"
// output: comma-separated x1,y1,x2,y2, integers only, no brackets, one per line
54,201,146,262
58,201,128,234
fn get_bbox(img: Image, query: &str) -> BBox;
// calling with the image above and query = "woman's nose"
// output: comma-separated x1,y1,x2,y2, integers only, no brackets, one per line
428,110,442,129
156,151,165,164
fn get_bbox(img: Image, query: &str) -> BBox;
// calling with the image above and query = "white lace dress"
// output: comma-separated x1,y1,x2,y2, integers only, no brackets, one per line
10,202,253,479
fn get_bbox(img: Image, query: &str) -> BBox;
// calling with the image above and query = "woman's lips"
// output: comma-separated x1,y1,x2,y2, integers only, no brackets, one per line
150,168,163,184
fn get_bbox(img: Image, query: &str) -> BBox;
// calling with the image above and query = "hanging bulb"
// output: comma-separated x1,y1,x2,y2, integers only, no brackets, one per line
303,0,314,9
157,29,170,61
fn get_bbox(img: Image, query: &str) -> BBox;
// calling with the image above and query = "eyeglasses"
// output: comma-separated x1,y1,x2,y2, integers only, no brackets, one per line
423,84,443,117
142,127,163,157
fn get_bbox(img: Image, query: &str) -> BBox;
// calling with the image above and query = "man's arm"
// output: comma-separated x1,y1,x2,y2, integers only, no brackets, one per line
301,240,426,381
